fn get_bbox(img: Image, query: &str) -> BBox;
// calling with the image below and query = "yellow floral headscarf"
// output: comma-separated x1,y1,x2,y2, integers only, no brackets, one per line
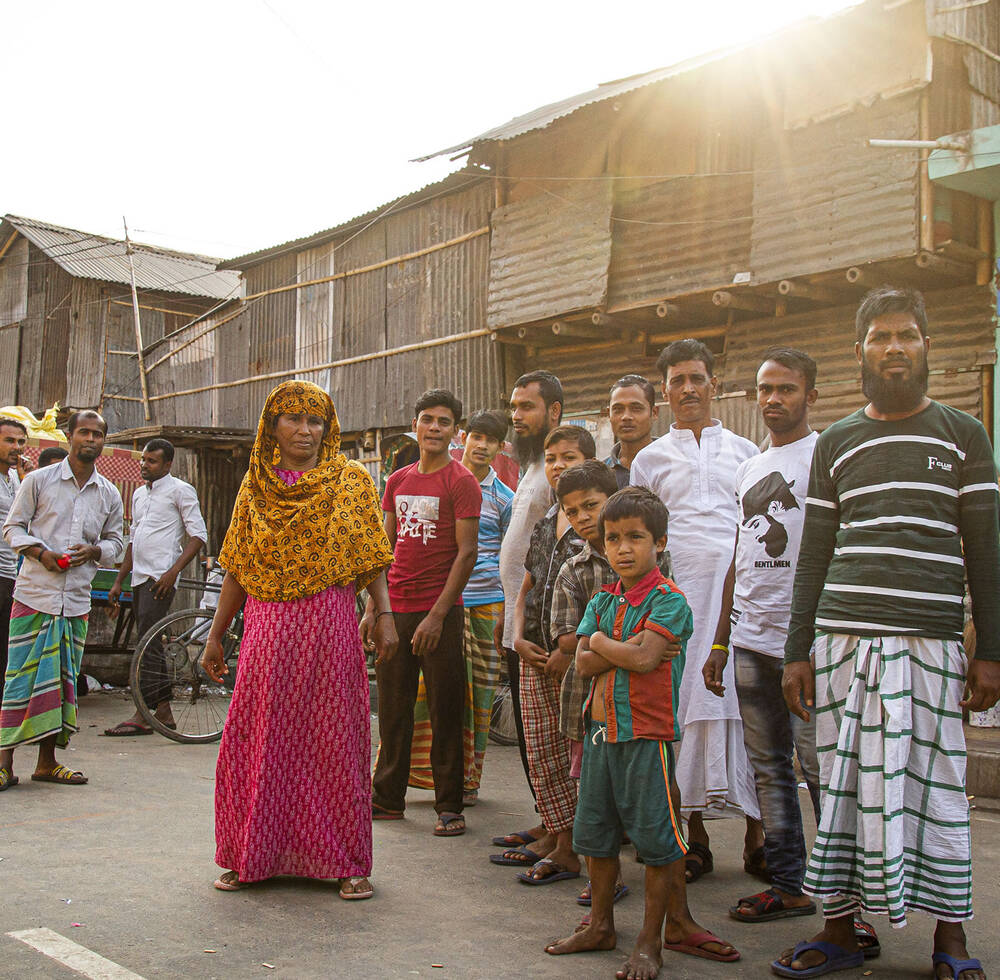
219,380,392,601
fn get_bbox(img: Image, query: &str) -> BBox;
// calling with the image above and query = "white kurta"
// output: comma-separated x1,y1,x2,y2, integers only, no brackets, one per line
631,421,761,818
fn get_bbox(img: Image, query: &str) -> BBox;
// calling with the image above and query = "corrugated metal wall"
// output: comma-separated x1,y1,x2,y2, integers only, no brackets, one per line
750,95,921,284
0,237,28,403
245,257,296,420
170,446,248,556
927,0,1000,111
19,244,73,411
487,180,613,328
296,244,335,392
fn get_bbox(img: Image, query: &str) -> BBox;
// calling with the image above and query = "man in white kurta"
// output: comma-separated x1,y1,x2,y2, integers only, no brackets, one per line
631,339,761,881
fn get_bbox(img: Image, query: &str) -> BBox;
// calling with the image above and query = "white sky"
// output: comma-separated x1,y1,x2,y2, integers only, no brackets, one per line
4,0,857,260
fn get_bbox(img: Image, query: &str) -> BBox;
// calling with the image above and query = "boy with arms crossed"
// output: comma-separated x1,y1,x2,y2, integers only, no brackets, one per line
546,487,740,979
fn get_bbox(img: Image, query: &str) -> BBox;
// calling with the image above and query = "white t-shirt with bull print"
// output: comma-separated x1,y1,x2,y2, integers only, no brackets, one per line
730,430,818,658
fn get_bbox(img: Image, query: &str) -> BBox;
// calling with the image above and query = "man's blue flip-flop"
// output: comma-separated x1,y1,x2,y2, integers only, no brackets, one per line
491,829,539,847
932,952,985,979
489,846,543,866
770,941,864,977
517,857,581,885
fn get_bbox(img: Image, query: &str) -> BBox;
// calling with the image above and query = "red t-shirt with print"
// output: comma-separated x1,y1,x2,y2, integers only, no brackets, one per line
382,459,482,612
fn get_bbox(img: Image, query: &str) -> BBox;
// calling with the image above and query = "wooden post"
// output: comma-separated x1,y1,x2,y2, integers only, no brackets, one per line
712,290,774,315
123,218,152,422
777,279,846,305
915,250,973,279
553,320,603,340
977,198,993,286
656,302,681,320
919,92,935,253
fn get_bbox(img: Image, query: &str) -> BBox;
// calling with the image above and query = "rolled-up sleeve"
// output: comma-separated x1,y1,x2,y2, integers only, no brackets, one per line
3,474,45,553
177,482,207,544
98,489,125,566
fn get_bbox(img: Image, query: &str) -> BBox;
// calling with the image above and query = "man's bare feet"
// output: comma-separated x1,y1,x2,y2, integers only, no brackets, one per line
545,922,616,956
934,922,985,980
616,938,662,980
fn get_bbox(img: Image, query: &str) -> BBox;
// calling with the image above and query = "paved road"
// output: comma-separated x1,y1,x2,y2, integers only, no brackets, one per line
2,691,998,979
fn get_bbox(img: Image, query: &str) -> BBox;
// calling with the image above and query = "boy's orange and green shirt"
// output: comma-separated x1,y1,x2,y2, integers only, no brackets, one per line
577,566,693,743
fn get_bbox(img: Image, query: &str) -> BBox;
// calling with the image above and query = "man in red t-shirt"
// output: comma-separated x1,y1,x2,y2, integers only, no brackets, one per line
363,389,482,836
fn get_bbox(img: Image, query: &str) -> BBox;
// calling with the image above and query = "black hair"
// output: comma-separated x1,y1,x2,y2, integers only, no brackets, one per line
855,285,928,343
66,410,108,435
465,409,508,443
414,388,463,424
0,417,28,437
37,447,68,467
655,338,714,380
143,438,175,463
556,459,619,502
610,374,656,410
759,347,818,391
598,486,669,542
543,424,596,458
513,370,564,414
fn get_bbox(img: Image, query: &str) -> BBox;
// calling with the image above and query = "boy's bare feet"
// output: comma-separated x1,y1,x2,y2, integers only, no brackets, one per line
545,922,616,956
616,938,662,979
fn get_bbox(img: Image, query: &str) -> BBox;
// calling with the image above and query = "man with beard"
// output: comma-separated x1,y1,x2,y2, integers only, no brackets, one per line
631,339,763,883
773,287,1000,980
491,370,563,850
0,411,123,790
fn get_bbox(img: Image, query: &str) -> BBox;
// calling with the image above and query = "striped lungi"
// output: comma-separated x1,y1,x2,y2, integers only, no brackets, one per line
0,602,89,749
804,632,971,927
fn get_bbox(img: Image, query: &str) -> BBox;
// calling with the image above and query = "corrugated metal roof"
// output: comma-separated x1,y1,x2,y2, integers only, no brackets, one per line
2,215,243,300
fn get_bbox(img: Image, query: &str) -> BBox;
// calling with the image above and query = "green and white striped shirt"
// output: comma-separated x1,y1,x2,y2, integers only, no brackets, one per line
785,401,1000,662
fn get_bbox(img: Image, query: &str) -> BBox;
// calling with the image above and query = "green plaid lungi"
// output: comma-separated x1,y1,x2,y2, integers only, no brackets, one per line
804,632,972,927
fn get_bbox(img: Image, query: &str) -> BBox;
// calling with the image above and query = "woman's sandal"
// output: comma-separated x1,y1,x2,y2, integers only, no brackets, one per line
684,841,714,883
338,876,374,901
213,870,245,891
0,766,17,791
31,765,87,785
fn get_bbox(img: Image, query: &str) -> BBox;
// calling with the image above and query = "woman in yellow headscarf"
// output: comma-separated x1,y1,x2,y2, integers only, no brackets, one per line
202,381,395,900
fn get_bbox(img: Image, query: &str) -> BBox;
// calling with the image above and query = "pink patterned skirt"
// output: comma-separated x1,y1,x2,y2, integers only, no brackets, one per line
214,583,371,881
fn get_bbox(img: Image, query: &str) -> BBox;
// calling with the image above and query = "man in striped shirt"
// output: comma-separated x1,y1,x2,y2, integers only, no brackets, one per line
775,287,1000,980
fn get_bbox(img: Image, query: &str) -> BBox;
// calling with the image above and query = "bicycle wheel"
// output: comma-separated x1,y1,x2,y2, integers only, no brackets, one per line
130,608,242,743
488,681,519,746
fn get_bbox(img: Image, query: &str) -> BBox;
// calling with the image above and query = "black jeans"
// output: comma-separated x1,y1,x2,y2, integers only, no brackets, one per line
505,646,535,800
373,607,465,815
0,575,14,689
133,581,177,709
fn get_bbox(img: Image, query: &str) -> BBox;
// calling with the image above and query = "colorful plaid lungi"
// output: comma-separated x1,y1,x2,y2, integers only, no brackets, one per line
804,632,972,927
408,602,502,793
0,602,88,749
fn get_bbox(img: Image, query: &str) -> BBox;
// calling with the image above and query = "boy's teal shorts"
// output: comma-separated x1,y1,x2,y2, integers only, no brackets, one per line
572,722,687,866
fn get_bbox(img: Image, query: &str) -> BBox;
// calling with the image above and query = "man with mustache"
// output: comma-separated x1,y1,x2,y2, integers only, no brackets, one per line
491,370,563,850
773,287,999,980
631,339,763,883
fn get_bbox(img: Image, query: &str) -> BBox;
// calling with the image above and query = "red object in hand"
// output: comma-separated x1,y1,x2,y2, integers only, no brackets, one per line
56,554,71,570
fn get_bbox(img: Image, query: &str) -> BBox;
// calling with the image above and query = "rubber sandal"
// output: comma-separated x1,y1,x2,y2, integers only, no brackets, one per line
372,804,403,821
31,765,87,785
0,766,17,791
744,844,770,882
490,829,539,847
576,879,629,906
854,915,880,959
932,952,984,979
102,721,154,736
664,930,740,962
684,841,713,883
489,845,543,866
517,857,581,885
729,888,816,922
338,876,374,901
770,940,864,977
213,870,244,891
433,813,466,836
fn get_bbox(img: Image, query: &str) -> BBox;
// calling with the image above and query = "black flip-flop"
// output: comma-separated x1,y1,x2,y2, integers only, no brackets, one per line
490,829,539,847
729,888,816,922
102,721,154,737
685,841,714,883
489,845,543,866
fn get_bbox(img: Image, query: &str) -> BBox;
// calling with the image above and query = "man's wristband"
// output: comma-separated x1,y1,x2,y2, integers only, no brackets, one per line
375,610,394,621
711,643,729,653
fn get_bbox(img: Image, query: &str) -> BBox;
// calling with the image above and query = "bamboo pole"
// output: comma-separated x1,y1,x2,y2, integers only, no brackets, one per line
919,92,935,253
976,198,993,286
123,218,152,422
0,232,19,263
109,298,204,318
145,305,247,373
145,327,494,403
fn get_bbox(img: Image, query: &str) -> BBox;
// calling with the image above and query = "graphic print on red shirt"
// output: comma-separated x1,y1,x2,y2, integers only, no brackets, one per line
382,459,482,613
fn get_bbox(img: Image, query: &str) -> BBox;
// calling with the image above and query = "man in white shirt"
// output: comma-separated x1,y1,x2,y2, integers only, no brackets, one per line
704,349,827,922
0,417,30,684
631,339,763,882
0,411,123,788
105,439,207,736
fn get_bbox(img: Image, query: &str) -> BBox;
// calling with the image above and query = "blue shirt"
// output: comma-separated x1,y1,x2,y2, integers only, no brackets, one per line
462,468,514,606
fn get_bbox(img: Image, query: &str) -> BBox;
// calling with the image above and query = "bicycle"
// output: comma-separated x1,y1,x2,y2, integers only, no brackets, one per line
129,582,243,743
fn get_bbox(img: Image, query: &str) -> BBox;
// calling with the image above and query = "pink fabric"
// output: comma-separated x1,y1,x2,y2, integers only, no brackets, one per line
215,470,371,881
569,738,584,780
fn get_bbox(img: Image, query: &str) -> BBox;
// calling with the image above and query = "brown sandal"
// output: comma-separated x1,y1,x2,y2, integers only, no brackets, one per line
213,870,245,891
31,765,87,785
338,876,373,900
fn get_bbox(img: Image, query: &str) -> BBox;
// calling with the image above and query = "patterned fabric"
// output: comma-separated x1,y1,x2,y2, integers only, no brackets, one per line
219,380,393,601
0,601,88,748
522,507,583,650
214,582,372,881
520,660,576,834
407,602,503,793
462,470,514,606
804,632,971,926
